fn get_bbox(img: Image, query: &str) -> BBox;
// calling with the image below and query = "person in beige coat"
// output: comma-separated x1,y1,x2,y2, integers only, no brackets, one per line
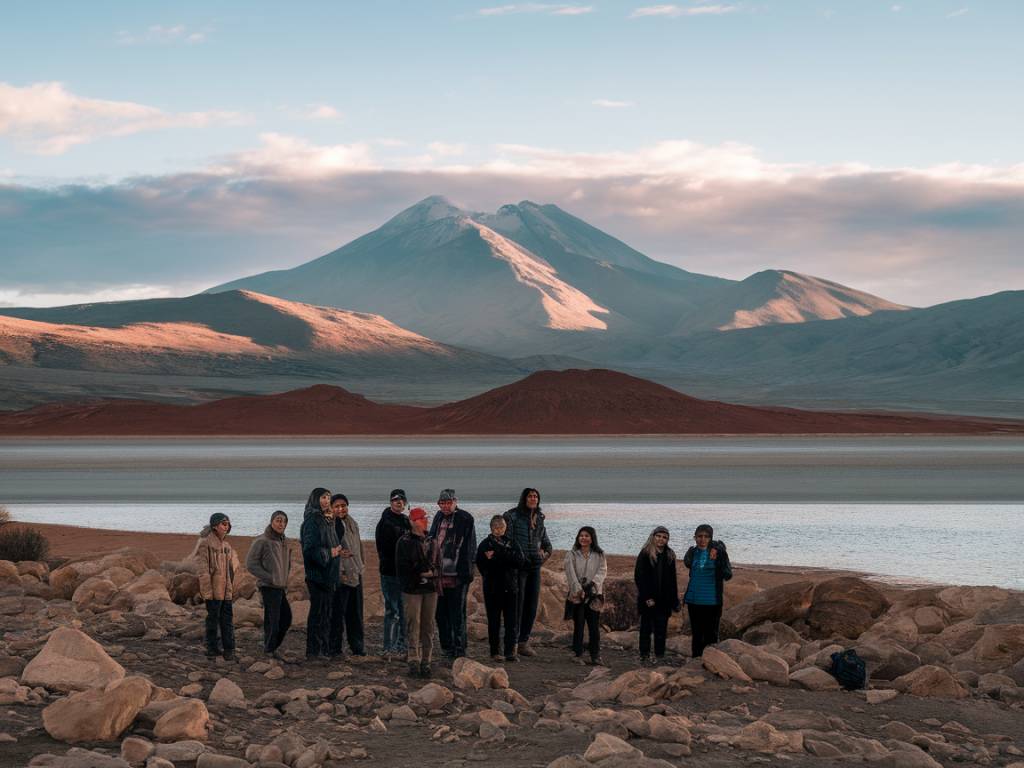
564,526,607,666
195,512,241,660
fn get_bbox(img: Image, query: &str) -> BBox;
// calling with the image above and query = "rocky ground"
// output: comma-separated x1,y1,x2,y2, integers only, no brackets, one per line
1,532,1023,768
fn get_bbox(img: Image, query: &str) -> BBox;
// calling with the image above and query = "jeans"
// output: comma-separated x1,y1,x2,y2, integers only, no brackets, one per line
305,581,334,657
483,586,517,658
380,574,407,654
329,581,365,655
259,586,292,653
687,603,723,658
435,582,468,657
515,565,542,643
204,599,235,655
639,608,671,657
403,591,438,664
571,601,601,659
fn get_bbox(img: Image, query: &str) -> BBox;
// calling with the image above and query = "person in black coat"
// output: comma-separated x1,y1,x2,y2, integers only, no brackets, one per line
503,487,552,657
476,515,526,662
374,489,411,659
634,525,680,664
429,488,477,660
300,487,342,661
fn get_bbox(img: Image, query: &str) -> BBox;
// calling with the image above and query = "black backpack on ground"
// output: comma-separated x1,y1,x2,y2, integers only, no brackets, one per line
829,648,867,690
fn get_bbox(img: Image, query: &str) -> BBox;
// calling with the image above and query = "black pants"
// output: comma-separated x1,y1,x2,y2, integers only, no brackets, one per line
204,599,235,655
483,586,517,657
687,603,723,658
259,587,292,653
436,582,469,657
516,566,542,643
305,581,334,658
329,581,365,655
571,602,601,659
639,608,671,657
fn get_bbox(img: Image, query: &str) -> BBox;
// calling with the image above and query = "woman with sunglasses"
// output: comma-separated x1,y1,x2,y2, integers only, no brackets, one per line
682,523,732,658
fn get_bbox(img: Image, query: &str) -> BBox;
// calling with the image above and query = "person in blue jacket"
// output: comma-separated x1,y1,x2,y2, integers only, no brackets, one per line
682,523,732,658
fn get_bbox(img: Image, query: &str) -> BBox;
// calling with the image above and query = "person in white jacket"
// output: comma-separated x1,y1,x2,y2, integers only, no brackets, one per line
564,526,607,666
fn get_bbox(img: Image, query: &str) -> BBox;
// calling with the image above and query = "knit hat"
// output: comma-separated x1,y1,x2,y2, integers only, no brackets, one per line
390,489,407,502
437,488,456,502
210,513,231,532
409,507,428,523
652,525,670,538
331,493,348,505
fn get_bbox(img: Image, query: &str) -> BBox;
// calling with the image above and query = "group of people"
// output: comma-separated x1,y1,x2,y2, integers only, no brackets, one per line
193,486,732,676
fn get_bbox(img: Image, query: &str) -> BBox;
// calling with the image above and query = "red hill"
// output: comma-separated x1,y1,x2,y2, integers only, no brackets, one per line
1,370,1020,436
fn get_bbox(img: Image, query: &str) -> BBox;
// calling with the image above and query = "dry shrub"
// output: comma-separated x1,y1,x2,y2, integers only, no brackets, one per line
0,526,50,562
0,504,10,526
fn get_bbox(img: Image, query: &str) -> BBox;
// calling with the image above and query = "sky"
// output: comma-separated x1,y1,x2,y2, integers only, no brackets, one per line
1,0,1022,308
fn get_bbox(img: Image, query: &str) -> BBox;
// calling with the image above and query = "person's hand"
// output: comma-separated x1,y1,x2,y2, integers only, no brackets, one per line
331,546,343,557
709,548,718,560
645,598,656,607
542,550,551,560
339,548,352,558
485,550,495,559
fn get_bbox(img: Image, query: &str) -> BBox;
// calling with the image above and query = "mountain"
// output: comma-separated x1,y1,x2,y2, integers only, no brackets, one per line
209,196,903,353
0,289,522,379
1,369,1018,436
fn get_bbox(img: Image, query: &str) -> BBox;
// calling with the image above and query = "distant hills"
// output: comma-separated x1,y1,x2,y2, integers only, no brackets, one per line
2,369,1018,436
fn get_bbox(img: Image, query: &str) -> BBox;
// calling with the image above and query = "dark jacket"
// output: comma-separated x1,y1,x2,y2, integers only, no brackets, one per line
246,525,292,589
503,506,552,567
475,534,526,594
300,510,340,588
682,540,732,606
634,548,680,613
395,532,436,594
428,507,477,585
374,508,411,577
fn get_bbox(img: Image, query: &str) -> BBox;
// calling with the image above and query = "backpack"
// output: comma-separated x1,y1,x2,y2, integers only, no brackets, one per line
829,649,867,690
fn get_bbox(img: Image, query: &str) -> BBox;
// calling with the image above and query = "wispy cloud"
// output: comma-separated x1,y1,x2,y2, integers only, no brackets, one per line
428,141,467,156
630,4,737,17
478,4,594,16
0,285,177,309
592,99,635,108
116,24,209,46
304,104,343,120
212,133,375,178
0,81,242,155
947,7,969,17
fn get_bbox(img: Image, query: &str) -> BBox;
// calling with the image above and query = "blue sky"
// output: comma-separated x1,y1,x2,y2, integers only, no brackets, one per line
1,0,1022,306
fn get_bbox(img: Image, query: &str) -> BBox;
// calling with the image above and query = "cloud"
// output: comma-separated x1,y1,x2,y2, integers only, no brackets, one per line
0,284,177,309
891,4,902,11
303,104,343,120
478,4,594,16
0,81,242,155
427,142,467,156
3,137,1023,308
630,4,737,17
592,99,635,108
116,24,209,45
947,7,968,17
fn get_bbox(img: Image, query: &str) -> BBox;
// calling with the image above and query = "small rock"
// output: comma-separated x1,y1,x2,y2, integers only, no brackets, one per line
866,689,899,704
583,732,641,762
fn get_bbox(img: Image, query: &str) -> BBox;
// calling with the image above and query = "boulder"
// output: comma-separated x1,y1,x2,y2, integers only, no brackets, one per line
120,736,154,765
724,580,814,632
409,682,453,709
932,621,985,655
954,624,1024,673
71,577,123,614
153,699,210,741
812,577,889,617
168,572,200,604
892,665,968,698
452,657,506,690
42,676,153,743
583,732,641,762
153,740,208,762
701,647,752,682
24,747,133,767
21,627,126,692
646,714,691,744
789,667,840,691
975,594,1024,625
854,640,921,680
207,678,246,708
858,613,919,647
742,621,802,647
0,560,20,584
121,571,170,606
908,605,950,634
100,566,136,587
730,721,803,753
232,570,258,600
600,578,639,631
936,585,1011,619
807,601,875,640
718,639,789,686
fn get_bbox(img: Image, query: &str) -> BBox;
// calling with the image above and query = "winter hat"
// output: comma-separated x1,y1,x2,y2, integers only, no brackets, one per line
210,513,231,532
652,525,670,538
331,493,348,505
437,489,456,502
409,507,428,523
390,489,407,502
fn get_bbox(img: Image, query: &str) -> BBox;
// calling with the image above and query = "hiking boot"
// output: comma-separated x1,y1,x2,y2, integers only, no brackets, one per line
419,662,431,678
517,641,536,657
490,653,504,662
505,654,519,663
222,650,236,662
205,649,219,659
589,655,605,667
639,654,652,667
572,653,587,665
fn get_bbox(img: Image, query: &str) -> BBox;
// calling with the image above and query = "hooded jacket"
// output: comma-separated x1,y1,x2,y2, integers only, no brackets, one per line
246,523,292,589
634,548,680,613
503,505,552,567
683,540,733,606
428,506,477,585
334,514,365,588
194,525,240,601
475,533,525,594
300,508,341,588
374,507,411,577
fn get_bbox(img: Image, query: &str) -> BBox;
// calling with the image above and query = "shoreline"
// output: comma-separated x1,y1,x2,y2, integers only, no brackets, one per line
5,432,1024,440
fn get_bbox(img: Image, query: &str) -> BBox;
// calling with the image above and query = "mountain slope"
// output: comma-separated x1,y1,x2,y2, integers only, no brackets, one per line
1,369,1018,436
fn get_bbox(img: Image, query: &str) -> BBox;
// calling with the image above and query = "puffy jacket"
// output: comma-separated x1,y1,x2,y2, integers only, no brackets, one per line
682,540,733,606
475,534,525,594
195,528,240,601
374,508,411,577
300,510,340,588
634,548,680,613
428,507,477,585
245,526,292,589
395,532,436,594
503,506,552,567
